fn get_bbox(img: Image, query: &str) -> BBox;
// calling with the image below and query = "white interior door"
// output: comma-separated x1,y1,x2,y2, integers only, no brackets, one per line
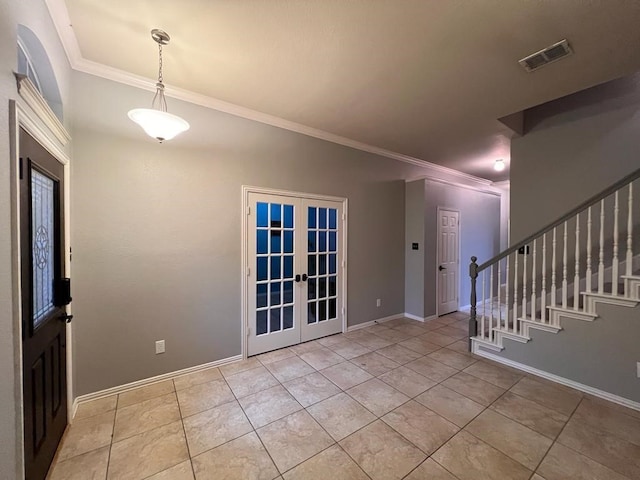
437,208,459,315
247,193,300,355
301,199,343,343
247,192,344,356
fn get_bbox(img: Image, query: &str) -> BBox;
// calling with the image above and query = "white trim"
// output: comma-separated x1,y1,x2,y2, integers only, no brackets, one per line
436,207,461,317
346,313,405,331
241,186,348,358
492,180,511,190
408,175,499,194
403,313,438,322
473,349,640,412
43,0,495,187
73,355,243,412
14,74,70,146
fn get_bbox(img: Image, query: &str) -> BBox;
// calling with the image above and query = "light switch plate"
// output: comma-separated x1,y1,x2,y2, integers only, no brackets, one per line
156,340,165,354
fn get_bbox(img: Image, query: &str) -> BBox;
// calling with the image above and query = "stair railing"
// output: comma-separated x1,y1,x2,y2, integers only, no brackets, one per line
469,167,640,349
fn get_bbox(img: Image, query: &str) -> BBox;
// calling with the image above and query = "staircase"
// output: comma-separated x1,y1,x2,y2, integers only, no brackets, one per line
468,168,640,354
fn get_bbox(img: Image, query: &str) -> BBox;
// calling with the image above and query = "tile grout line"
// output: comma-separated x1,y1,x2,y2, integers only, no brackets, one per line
528,395,585,478
221,362,285,478
547,396,636,479
172,379,197,480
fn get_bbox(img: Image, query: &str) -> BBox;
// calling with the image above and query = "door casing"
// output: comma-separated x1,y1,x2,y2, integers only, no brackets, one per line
241,186,348,359
436,207,460,316
9,100,72,479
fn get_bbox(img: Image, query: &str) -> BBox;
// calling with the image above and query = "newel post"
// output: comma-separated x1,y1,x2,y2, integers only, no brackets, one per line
469,256,478,351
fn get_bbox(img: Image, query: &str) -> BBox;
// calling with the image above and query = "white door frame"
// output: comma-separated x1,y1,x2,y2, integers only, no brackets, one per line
435,207,460,316
9,98,72,478
241,186,348,359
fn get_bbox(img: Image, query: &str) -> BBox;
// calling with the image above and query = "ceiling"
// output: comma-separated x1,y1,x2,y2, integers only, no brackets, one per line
61,0,640,181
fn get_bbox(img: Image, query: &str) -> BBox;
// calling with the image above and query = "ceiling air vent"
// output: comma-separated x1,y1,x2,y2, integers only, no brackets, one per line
519,39,573,72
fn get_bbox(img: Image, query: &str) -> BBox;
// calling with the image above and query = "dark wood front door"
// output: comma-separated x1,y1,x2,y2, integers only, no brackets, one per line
20,128,68,480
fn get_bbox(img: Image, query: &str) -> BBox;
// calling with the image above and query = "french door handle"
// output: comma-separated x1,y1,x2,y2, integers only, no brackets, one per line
302,274,308,282
439,265,446,271
295,274,301,282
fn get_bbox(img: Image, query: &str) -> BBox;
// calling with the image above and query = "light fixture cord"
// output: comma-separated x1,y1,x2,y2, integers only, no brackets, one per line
151,42,168,112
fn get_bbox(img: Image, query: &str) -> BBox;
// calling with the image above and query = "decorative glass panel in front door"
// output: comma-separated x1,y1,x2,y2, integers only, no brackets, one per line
247,192,344,356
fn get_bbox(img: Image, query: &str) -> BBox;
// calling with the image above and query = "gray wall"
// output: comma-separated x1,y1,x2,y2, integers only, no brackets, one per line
511,73,640,244
404,181,425,317
404,179,502,319
502,73,640,405
497,303,640,402
423,179,501,317
0,2,19,475
0,0,72,477
70,72,433,396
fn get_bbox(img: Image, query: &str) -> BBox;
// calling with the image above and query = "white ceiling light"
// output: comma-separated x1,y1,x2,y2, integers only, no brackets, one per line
494,159,506,171
128,29,189,142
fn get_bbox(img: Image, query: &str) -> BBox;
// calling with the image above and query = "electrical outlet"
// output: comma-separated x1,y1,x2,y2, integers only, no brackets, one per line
376,299,381,307
155,340,165,354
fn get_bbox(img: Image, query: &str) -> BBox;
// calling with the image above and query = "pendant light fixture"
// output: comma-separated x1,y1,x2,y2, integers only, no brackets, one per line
128,29,190,142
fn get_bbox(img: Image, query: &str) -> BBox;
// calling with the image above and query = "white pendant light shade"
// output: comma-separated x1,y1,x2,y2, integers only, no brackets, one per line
128,29,189,143
128,108,190,142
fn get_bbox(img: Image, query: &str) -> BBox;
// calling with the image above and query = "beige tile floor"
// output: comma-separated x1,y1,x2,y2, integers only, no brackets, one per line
48,312,640,480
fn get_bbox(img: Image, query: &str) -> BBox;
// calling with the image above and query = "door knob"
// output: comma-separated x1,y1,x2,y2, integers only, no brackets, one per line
438,265,446,271
295,274,301,282
302,274,308,281
59,314,73,323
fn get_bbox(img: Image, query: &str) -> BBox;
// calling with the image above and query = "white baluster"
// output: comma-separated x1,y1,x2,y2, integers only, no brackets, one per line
513,253,519,334
586,207,592,293
522,244,527,320
497,261,502,332
481,270,486,340
541,233,547,323
562,221,568,309
574,214,580,310
613,191,619,296
551,227,557,308
531,239,537,321
489,266,494,337
505,254,510,332
599,199,605,294
627,183,634,279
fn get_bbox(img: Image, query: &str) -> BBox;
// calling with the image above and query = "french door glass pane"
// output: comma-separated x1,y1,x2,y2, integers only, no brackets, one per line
307,206,338,324
283,306,293,329
256,201,295,336
31,170,55,328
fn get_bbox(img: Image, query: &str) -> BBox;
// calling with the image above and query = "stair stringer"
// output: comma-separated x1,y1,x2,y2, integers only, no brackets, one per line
621,275,640,300
471,295,638,354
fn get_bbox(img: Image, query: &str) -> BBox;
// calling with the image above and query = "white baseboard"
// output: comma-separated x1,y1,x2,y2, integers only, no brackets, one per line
473,349,640,412
72,354,243,419
404,312,437,323
347,313,404,331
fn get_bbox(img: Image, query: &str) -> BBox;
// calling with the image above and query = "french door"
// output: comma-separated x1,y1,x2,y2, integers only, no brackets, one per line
247,191,345,356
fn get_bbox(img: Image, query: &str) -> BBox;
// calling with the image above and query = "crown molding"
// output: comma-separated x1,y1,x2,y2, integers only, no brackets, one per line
407,175,503,196
15,73,71,146
44,0,494,188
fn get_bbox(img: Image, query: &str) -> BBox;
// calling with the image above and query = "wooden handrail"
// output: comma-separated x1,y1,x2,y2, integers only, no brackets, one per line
477,166,640,273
